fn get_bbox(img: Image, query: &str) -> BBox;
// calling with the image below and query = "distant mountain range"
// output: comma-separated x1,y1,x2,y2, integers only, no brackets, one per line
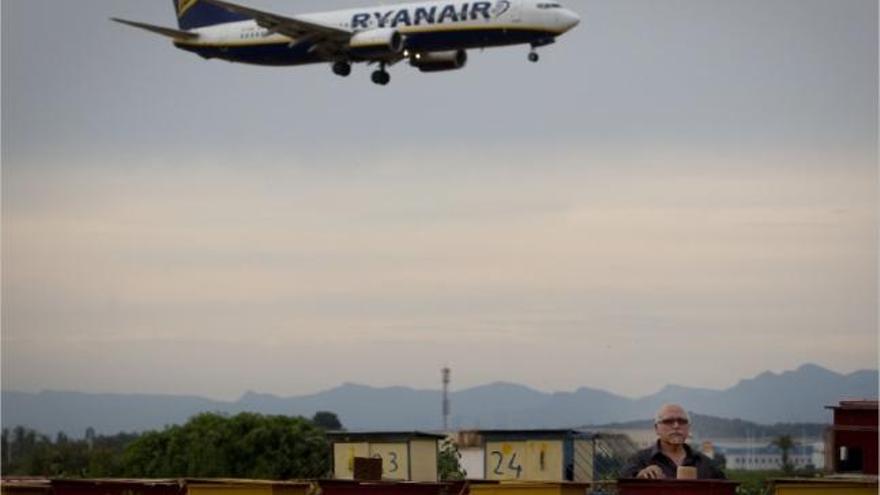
2,364,876,437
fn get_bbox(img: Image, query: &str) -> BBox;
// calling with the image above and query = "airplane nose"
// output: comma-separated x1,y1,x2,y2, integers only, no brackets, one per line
559,9,580,31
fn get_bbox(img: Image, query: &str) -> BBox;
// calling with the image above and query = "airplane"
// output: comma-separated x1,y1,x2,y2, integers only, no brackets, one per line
112,0,580,85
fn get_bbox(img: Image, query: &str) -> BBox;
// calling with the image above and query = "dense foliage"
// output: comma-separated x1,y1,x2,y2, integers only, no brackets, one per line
437,439,466,480
3,412,333,479
311,411,343,431
2,426,137,477
727,469,784,495
122,412,331,478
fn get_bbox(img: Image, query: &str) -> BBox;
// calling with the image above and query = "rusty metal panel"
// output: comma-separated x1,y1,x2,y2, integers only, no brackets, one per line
616,479,739,495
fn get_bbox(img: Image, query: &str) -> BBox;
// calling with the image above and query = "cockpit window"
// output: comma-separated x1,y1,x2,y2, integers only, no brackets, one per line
537,3,563,8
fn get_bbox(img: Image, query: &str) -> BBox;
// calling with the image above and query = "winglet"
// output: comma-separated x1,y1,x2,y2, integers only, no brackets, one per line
111,18,199,40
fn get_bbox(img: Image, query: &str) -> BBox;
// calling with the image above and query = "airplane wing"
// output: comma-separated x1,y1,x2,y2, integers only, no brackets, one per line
200,0,351,42
111,18,199,40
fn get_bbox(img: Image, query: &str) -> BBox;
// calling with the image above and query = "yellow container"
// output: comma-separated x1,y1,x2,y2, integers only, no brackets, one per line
329,432,444,482
469,481,589,495
771,477,878,495
480,431,595,483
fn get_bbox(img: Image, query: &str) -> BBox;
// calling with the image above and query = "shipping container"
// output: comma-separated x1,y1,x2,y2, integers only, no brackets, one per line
478,430,596,483
328,431,446,482
771,477,879,495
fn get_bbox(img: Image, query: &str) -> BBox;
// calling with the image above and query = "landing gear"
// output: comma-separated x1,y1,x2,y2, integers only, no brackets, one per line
528,38,554,63
371,63,390,85
332,61,351,77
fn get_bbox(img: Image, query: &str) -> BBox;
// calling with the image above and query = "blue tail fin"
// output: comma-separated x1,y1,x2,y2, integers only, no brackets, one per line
173,0,249,30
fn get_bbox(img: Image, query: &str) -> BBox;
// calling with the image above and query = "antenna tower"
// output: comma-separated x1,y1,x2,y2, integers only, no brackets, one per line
442,367,451,431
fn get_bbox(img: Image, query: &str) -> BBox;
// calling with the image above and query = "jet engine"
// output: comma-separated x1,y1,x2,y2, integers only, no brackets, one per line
408,50,468,72
349,28,405,58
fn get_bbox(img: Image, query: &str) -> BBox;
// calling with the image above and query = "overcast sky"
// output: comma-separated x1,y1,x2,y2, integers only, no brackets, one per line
2,0,877,401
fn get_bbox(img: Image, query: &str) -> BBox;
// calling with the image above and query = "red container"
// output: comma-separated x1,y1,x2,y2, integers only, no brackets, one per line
616,479,739,495
826,400,879,475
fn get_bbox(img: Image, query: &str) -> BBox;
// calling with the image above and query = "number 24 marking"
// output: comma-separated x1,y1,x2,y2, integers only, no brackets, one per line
490,451,523,478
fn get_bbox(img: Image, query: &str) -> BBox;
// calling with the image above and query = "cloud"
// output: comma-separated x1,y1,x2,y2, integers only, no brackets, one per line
3,143,876,396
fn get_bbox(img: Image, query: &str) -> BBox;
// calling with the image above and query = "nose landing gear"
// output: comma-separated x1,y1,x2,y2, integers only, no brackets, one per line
528,37,555,63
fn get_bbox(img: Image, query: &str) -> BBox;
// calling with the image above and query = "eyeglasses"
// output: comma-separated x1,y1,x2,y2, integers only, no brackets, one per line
657,417,690,426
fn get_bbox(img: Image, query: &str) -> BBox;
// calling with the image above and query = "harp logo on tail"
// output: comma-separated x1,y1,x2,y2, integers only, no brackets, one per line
178,0,199,18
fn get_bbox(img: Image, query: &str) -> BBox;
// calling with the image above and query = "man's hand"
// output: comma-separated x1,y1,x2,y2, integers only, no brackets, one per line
636,465,665,479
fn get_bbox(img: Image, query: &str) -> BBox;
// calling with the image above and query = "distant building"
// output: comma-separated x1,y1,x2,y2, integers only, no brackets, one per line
721,445,815,471
592,428,657,449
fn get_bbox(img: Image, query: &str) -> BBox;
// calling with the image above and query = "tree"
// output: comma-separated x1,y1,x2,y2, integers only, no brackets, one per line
771,435,796,475
2,428,10,472
0,426,135,477
122,412,331,479
437,439,466,481
85,427,96,451
311,411,343,431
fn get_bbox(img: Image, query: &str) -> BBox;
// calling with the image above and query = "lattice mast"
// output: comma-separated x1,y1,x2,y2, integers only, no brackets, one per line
442,367,451,431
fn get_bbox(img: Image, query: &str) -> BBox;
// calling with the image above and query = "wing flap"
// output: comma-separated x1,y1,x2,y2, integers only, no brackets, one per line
111,18,199,40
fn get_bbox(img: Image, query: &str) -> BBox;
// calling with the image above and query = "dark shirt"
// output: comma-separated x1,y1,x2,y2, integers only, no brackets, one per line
620,441,726,480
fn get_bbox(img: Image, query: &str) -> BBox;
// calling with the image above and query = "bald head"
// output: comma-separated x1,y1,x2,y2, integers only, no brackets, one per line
654,404,691,424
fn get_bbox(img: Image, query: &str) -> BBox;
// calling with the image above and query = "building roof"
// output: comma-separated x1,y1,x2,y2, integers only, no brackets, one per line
825,400,879,410
477,429,597,441
326,431,447,442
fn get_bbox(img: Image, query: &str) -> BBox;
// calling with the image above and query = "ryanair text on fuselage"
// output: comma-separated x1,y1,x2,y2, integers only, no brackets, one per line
351,2,499,29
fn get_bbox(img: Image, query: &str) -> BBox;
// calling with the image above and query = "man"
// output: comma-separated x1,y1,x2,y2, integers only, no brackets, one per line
620,404,726,479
